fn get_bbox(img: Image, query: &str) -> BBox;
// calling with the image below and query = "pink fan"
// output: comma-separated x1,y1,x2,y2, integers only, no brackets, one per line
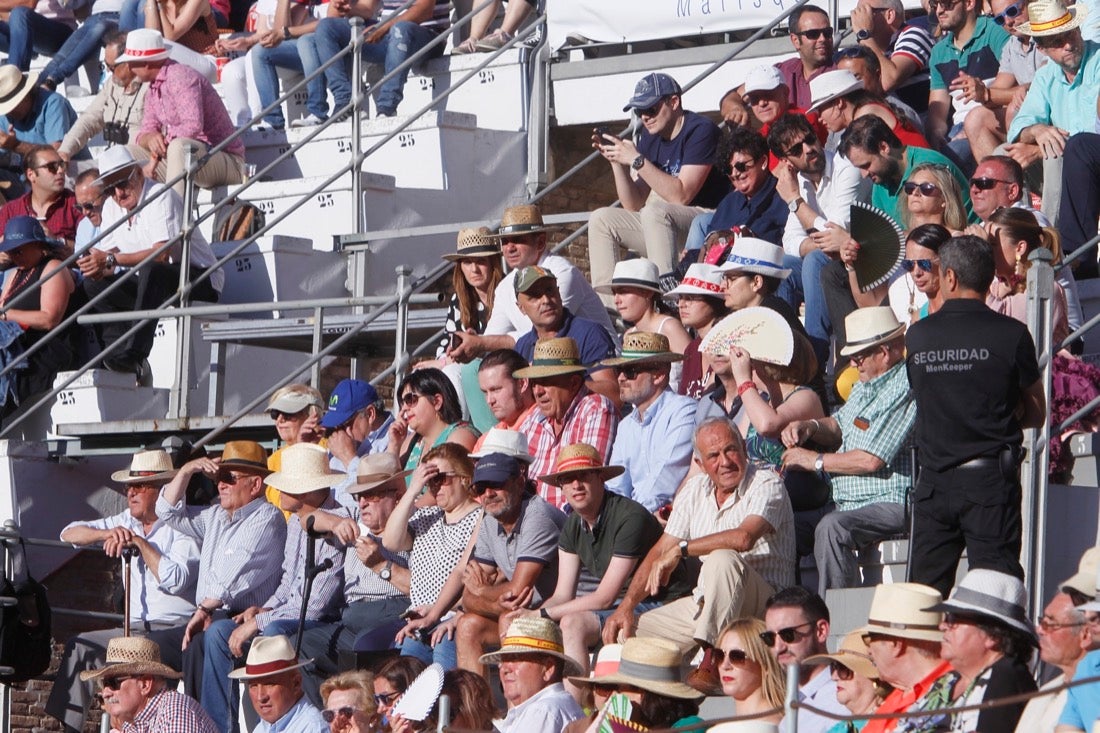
699,306,795,365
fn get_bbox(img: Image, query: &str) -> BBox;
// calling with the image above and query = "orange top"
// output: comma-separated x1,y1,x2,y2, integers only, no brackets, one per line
862,660,955,733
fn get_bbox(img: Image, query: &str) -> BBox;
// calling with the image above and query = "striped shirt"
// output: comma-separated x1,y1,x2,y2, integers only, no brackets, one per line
830,361,916,511
343,506,410,604
891,23,934,70
157,495,287,611
122,689,218,733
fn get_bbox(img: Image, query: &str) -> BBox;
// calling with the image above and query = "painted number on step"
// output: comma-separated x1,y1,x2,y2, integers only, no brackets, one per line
398,133,415,148
479,70,495,84
258,200,276,214
155,322,167,338
58,391,75,406
316,192,334,208
418,77,436,91
337,139,352,154
292,91,307,104
235,258,252,273
278,145,291,156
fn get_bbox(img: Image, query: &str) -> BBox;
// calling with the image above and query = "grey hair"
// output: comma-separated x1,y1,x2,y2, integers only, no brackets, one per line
692,417,745,458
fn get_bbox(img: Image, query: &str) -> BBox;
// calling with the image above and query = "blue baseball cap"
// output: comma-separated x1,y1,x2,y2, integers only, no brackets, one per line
623,73,682,112
473,453,522,486
0,216,51,254
320,379,380,429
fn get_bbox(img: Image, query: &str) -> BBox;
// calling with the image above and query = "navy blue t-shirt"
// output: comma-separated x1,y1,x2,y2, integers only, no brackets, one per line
637,110,729,209
515,309,618,368
707,174,788,246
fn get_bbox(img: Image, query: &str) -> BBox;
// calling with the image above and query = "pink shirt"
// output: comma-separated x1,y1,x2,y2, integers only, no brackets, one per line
139,60,245,158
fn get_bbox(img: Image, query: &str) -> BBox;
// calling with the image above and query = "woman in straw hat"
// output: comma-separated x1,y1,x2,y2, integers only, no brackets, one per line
805,632,893,733
264,383,326,518
596,258,692,354
714,618,784,724
437,227,504,360
665,263,730,398
388,368,479,476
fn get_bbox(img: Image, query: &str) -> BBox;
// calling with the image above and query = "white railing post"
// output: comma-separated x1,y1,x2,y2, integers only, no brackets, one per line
351,16,364,236
785,663,800,733
170,142,200,418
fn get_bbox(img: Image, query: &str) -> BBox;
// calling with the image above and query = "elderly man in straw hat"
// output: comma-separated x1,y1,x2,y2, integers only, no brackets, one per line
480,617,584,733
924,569,1036,732
603,418,794,692
229,635,327,732
515,336,619,510
858,583,958,733
82,636,217,732
780,306,916,596
447,204,613,364
199,443,347,732
47,449,199,733
600,332,696,513
0,64,80,168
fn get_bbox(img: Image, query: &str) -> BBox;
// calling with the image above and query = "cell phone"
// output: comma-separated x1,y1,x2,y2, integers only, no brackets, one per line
594,126,613,142
399,608,421,620
448,332,460,352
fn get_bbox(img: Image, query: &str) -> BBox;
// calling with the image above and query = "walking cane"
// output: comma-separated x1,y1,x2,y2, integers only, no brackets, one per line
296,516,333,656
121,546,137,637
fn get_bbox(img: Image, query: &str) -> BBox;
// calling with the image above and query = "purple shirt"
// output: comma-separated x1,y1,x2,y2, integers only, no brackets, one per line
139,60,244,158
775,57,835,110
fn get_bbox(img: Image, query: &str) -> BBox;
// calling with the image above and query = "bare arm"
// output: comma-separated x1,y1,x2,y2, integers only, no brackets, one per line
926,90,952,148
1019,378,1046,429
7,260,72,331
545,555,639,618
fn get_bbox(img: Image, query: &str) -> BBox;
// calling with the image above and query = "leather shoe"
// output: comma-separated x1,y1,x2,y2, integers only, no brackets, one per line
686,646,723,697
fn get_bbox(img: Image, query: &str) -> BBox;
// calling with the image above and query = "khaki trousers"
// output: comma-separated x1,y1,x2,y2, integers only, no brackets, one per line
156,137,245,197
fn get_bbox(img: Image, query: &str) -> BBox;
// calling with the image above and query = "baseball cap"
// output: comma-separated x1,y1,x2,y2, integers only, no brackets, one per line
743,65,786,94
267,390,323,416
473,453,523,486
623,73,682,112
320,379,379,429
513,265,557,296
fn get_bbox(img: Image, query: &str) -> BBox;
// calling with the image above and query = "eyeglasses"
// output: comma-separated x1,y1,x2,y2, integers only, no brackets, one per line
637,99,666,118
76,201,104,214
269,409,306,421
101,675,135,691
970,177,1012,191
1037,617,1087,632
849,347,883,367
34,161,65,174
322,706,358,723
1036,31,1075,49
903,181,941,197
374,691,399,706
216,471,251,485
795,26,834,40
930,0,962,10
759,621,814,647
829,661,855,680
617,365,653,380
784,133,818,158
400,392,424,407
993,1,1022,24
714,647,750,665
901,258,939,273
426,472,462,489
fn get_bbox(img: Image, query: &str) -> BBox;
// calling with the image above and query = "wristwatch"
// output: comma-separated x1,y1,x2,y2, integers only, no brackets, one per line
631,154,646,171
814,453,825,474
679,540,689,559
379,560,393,581
103,253,117,270
856,28,872,41
788,196,804,214
283,25,293,40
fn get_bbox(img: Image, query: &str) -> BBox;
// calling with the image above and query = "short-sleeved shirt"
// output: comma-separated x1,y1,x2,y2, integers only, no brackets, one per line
0,89,79,150
472,493,566,605
514,309,618,367
1059,649,1100,730
870,146,975,229
999,36,1046,86
775,57,835,111
708,173,789,247
905,298,1040,471
929,16,1010,122
887,24,935,113
637,110,729,209
664,464,795,592
0,189,81,244
830,361,916,511
406,505,481,607
861,660,958,733
1007,40,1100,142
139,60,245,158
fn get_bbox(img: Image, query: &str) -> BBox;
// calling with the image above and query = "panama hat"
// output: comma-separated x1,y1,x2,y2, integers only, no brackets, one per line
80,636,181,681
716,238,791,280
854,582,944,643
839,306,905,357
352,452,412,493
665,263,726,299
265,444,341,495
479,617,584,676
228,635,312,680
539,443,625,486
1062,546,1100,597
96,145,141,185
594,258,662,295
512,337,589,379
568,637,702,701
926,569,1036,641
1018,0,1086,36
470,428,533,463
0,65,34,116
807,69,864,112
442,226,500,261
805,631,880,680
743,65,786,94
115,28,171,64
110,449,177,484
599,332,684,367
700,307,795,365
219,441,271,477
488,204,555,237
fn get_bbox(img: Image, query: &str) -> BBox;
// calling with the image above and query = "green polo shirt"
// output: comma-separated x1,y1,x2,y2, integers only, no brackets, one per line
929,15,1010,92
870,145,976,228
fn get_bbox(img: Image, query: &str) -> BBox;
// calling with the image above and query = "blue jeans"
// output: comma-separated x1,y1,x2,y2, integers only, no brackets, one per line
781,251,832,370
252,35,328,128
118,0,146,32
399,633,457,670
40,12,118,86
313,17,440,114
0,7,73,71
682,211,715,256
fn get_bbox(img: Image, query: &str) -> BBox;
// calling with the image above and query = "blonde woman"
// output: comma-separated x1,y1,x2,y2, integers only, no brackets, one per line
715,618,785,723
320,670,379,733
899,163,968,233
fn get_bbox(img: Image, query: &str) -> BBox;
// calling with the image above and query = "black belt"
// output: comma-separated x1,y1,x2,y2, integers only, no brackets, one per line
954,456,1000,470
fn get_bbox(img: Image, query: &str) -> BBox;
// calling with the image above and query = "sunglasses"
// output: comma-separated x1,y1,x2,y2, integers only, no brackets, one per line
269,408,306,421
76,202,103,214
969,176,1011,190
617,365,653,380
931,0,962,10
829,661,854,680
849,347,883,367
744,93,776,107
943,611,985,628
902,181,941,197
374,691,399,706
759,621,813,647
34,161,65,174
400,392,424,407
901,258,938,273
1036,31,1074,49
796,26,834,40
101,675,135,691
216,471,251,485
471,481,506,497
993,1,1022,24
637,99,665,118
784,132,818,158
727,160,756,175
426,471,462,489
714,647,750,665
322,706,358,723
105,171,139,194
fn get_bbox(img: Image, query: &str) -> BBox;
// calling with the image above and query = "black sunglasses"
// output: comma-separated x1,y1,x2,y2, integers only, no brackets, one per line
637,99,666,118
796,26,834,40
101,675,135,691
993,1,1022,24
759,621,814,647
849,347,883,367
269,408,306,421
970,176,1012,190
76,202,102,214
471,481,506,497
901,258,938,273
322,706,357,723
903,181,941,197
617,365,654,380
727,160,756,175
714,648,750,665
374,691,399,706
829,661,854,680
34,161,65,174
784,132,818,158
1036,31,1074,48
426,471,462,488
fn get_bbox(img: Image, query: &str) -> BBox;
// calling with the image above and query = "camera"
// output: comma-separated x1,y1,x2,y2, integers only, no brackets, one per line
103,122,129,145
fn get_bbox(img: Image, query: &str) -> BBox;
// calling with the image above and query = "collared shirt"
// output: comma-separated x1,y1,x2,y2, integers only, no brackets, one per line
871,146,975,228
1015,674,1067,733
156,495,287,611
343,504,410,604
1007,40,1100,142
519,387,619,509
498,682,584,733
253,695,328,733
484,253,614,342
139,60,245,158
61,509,198,625
604,388,697,512
830,361,916,511
472,494,565,606
75,217,100,251
930,16,1010,121
862,660,958,733
514,308,619,366
664,464,795,593
1059,649,1100,729
999,36,1046,85
330,412,396,510
255,496,346,630
775,57,835,110
122,688,219,733
780,667,849,733
781,151,872,257
709,173,789,247
472,404,541,454
0,189,81,244
0,89,78,150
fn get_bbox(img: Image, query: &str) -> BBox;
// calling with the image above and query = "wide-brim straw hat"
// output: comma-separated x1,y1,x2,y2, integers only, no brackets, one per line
807,69,864,112
115,28,171,63
228,635,313,680
716,238,791,280
470,427,533,463
513,337,589,379
110,449,177,484
600,331,684,367
539,443,625,486
352,452,413,493
839,306,905,357
479,617,584,676
266,444,342,495
442,226,500,261
1018,0,1086,36
854,582,945,643
80,636,181,681
219,441,271,477
1062,546,1100,597
0,65,34,116
488,204,555,237
925,569,1036,641
665,263,726,299
804,631,880,681
594,258,662,294
568,637,702,701
700,307,795,365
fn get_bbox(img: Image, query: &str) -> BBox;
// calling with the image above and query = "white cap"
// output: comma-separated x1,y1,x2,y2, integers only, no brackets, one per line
743,65,786,94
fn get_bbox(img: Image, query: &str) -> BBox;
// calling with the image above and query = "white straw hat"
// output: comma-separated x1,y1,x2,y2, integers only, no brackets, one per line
110,449,177,484
807,69,864,112
665,263,726,299
470,428,533,463
839,306,904,357
1018,0,1087,36
115,28,170,64
854,583,945,643
926,569,1036,641
228,635,312,680
265,444,341,495
595,258,662,294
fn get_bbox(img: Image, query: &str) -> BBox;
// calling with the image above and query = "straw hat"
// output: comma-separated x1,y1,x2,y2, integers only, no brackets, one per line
352,452,412,493
470,428,533,463
926,569,1036,641
1063,546,1100,597
665,263,726,299
700,307,795,365
219,441,271,477
567,637,702,701
807,69,864,112
512,337,589,379
804,631,880,681
716,238,791,280
80,636,181,681
479,617,584,676
442,226,500,262
743,65,786,94
489,204,554,237
111,449,178,484
855,583,944,643
839,307,905,357
0,65,34,116
265,444,342,495
599,332,684,367
1018,0,1086,36
594,259,662,294
539,443,625,486
228,635,313,680
115,28,170,63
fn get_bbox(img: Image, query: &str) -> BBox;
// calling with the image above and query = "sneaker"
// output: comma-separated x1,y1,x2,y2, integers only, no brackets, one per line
251,121,283,132
290,113,326,128
476,29,513,52
376,108,397,118
451,38,479,55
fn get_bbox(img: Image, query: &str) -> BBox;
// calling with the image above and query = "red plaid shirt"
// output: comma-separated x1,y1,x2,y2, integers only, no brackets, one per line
122,689,219,733
520,388,618,509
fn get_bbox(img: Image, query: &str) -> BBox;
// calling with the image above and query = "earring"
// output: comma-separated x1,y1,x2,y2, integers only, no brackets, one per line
1014,251,1026,280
